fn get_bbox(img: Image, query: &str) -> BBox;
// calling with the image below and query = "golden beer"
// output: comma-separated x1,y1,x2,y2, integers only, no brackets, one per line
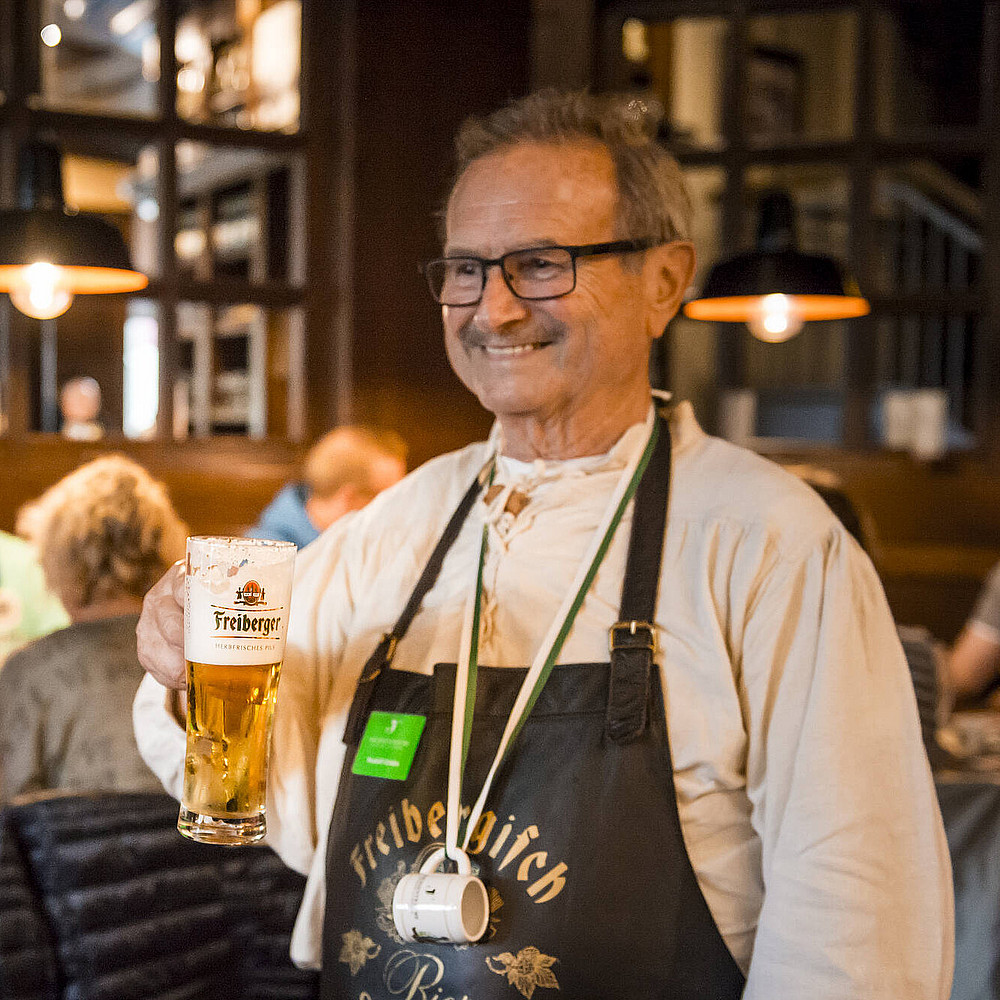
180,536,296,846
177,659,281,844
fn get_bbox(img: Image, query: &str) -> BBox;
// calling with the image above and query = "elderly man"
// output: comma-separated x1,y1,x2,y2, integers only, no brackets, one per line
134,91,952,998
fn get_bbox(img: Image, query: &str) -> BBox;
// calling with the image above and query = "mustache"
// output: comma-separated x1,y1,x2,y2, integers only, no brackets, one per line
458,314,566,348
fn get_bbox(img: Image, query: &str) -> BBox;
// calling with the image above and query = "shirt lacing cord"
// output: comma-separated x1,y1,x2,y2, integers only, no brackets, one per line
477,456,629,652
483,456,610,538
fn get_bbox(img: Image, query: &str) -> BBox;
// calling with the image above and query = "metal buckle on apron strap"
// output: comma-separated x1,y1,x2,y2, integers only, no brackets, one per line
345,633,400,744
359,633,399,683
608,620,657,654
606,621,656,745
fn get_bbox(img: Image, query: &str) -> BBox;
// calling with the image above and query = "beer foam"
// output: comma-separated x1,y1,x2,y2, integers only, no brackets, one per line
187,537,296,593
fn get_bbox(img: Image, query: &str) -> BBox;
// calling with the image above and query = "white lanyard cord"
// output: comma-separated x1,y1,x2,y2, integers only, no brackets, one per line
443,419,659,863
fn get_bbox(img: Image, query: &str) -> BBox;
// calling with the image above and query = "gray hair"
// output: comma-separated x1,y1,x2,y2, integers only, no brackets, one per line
450,89,692,243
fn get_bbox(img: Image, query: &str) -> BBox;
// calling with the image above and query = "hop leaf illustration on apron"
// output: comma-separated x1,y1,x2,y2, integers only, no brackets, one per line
486,946,560,998
375,861,410,943
339,929,381,975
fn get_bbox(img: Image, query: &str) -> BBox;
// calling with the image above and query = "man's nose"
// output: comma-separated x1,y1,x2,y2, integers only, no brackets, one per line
473,264,528,328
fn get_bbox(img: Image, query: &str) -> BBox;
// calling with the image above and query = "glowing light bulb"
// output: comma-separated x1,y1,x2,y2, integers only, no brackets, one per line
8,262,74,319
40,23,62,46
746,293,804,343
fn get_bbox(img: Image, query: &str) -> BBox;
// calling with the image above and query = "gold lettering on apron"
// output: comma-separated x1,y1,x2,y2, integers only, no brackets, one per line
426,800,445,839
488,815,515,859
402,799,423,842
516,850,548,882
497,824,539,871
467,810,496,854
384,949,444,997
388,807,405,848
528,861,568,904
375,822,391,855
349,844,367,886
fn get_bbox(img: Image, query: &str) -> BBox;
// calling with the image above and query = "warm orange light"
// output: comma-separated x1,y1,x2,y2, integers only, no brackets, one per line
683,293,870,323
745,293,804,343
0,262,147,319
0,263,148,294
7,262,73,318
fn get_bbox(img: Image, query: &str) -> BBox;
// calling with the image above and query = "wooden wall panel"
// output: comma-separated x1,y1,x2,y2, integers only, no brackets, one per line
0,436,302,538
349,0,532,468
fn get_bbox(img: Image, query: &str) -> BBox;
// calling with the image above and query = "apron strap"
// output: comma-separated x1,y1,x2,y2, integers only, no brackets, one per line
343,472,485,745
606,414,672,745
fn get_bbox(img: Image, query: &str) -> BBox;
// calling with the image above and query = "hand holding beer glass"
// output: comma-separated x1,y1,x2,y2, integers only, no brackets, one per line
179,536,296,845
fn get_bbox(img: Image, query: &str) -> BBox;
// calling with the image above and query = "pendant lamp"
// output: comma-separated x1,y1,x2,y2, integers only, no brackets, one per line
0,141,148,319
683,189,869,342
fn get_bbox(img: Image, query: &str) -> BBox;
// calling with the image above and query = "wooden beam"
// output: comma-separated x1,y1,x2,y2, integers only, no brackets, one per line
301,0,355,438
976,2,1000,464
843,0,877,448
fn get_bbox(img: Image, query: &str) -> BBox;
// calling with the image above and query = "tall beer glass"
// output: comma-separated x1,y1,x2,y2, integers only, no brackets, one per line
178,536,296,845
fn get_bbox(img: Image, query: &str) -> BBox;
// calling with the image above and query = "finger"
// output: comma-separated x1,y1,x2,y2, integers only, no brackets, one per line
137,565,187,689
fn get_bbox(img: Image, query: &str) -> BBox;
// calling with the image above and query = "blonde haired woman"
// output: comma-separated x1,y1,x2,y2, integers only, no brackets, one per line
0,455,186,802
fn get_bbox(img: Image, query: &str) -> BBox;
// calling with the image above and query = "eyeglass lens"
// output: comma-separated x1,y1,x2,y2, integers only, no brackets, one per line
427,247,575,305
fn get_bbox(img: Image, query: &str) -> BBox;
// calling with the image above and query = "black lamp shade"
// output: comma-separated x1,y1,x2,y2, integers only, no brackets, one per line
684,188,869,324
684,249,869,322
0,208,147,293
0,140,148,297
702,248,850,299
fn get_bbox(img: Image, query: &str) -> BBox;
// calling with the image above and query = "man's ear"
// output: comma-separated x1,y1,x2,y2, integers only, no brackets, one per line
644,241,696,339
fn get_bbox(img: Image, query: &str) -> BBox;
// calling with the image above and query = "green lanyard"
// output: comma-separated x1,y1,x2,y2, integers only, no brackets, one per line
444,418,660,861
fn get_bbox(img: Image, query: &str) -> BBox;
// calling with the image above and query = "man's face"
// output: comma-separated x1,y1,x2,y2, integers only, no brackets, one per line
442,141,664,450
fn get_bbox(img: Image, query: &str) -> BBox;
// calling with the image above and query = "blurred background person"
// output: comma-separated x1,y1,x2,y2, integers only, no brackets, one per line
0,529,69,667
247,424,407,549
947,561,1000,702
59,376,104,441
0,454,187,803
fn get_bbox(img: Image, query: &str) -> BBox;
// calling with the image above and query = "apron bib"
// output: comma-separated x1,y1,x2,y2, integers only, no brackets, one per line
320,417,745,999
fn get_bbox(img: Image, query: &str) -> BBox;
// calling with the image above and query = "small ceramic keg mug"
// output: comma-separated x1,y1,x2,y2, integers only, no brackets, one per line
392,846,490,944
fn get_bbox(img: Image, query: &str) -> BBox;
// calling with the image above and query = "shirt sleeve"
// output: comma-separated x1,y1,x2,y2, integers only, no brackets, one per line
261,522,358,876
739,525,954,999
132,672,187,799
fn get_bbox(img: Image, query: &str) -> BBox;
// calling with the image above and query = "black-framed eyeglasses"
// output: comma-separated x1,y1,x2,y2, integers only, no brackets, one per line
420,239,662,307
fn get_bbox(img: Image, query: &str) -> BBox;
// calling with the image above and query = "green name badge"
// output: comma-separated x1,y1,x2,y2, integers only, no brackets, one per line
352,711,426,780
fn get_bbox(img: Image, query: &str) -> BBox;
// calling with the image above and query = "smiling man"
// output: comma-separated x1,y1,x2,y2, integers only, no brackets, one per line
134,91,953,999
438,139,691,461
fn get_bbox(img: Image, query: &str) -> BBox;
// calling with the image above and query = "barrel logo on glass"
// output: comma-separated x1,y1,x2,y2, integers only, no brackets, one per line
235,579,265,606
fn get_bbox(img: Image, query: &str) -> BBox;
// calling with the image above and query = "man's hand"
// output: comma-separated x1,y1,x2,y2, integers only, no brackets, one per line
136,561,186,689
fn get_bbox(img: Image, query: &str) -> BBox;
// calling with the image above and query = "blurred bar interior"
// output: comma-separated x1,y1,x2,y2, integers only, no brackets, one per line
2,4,1000,999
0,0,997,644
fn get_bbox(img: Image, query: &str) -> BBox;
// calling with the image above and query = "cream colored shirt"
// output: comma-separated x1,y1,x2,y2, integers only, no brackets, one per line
134,401,953,997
